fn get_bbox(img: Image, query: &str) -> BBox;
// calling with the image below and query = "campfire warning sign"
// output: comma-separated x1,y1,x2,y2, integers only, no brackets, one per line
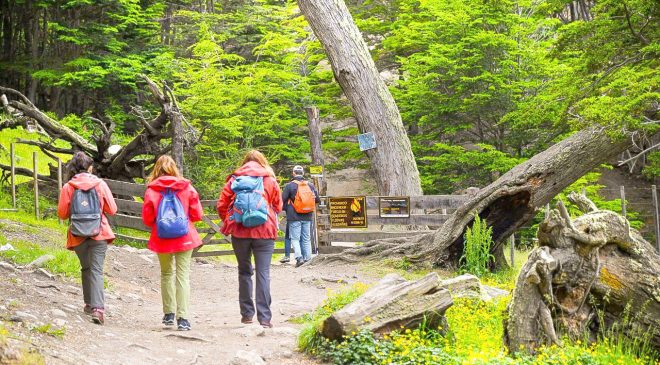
328,196,367,228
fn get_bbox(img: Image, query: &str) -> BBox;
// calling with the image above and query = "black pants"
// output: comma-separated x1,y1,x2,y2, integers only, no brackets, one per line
231,237,274,323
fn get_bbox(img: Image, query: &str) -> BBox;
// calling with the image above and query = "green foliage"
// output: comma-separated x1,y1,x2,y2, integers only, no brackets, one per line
460,215,494,277
0,238,79,279
303,283,657,365
294,283,369,353
32,323,65,339
643,152,660,179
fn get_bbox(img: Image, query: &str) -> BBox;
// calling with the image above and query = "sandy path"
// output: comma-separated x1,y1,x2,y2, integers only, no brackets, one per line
0,243,365,365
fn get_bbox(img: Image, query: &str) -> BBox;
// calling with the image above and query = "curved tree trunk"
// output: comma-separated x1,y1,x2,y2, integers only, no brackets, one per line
314,127,637,269
297,0,422,196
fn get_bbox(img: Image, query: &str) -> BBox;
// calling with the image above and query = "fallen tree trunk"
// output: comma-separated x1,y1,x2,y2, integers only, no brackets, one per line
314,127,638,269
504,194,660,354
322,273,503,340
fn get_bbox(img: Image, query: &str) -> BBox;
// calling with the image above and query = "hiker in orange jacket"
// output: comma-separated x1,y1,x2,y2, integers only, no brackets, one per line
57,152,117,325
216,150,282,328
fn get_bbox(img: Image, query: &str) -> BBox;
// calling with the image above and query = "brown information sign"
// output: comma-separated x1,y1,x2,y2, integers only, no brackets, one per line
379,196,410,218
329,196,367,228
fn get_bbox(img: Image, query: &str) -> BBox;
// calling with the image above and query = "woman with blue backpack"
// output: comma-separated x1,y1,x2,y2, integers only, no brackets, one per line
217,150,282,328
142,155,204,331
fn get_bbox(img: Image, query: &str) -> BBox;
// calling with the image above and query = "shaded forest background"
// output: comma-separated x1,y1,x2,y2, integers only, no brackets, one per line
0,0,657,232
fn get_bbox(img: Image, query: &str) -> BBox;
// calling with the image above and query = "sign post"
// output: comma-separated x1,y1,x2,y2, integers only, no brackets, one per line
328,196,367,228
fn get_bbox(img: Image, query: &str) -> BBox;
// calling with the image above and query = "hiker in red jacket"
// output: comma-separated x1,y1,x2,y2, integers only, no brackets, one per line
58,152,117,325
142,155,203,331
217,150,282,328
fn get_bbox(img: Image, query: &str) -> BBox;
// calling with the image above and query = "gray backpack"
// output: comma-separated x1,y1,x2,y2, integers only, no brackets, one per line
69,187,102,237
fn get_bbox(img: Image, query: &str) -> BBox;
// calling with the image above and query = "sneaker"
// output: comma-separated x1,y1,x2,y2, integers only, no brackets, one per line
162,313,175,326
295,258,304,268
279,256,290,264
83,304,93,315
177,318,191,331
260,321,273,329
241,316,253,324
91,308,104,325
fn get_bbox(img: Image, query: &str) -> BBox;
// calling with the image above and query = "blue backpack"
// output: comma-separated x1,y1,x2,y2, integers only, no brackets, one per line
230,176,269,227
156,189,189,238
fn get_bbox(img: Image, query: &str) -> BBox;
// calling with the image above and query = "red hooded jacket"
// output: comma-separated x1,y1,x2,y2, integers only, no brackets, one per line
57,173,118,250
142,176,204,253
217,162,283,240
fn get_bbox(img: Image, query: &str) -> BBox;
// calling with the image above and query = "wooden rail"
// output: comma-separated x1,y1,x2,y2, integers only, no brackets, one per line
102,179,473,256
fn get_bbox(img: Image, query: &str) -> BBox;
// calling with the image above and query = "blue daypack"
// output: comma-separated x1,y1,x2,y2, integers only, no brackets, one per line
156,189,189,238
230,176,269,227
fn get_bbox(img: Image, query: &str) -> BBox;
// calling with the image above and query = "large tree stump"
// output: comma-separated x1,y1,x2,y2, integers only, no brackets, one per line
322,273,498,340
504,194,660,354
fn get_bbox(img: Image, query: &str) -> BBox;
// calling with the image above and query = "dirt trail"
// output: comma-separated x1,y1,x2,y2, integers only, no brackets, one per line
0,223,367,365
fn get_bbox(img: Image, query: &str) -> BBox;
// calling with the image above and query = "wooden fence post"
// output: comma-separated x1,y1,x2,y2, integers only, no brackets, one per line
10,143,16,209
545,204,550,219
305,105,326,250
509,234,515,267
652,185,660,253
620,186,626,217
58,158,63,225
33,152,39,219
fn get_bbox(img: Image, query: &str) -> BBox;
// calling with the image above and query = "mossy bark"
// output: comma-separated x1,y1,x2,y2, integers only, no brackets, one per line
504,194,660,354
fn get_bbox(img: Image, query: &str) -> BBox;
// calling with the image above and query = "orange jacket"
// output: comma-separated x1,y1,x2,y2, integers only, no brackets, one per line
217,162,283,240
57,173,117,249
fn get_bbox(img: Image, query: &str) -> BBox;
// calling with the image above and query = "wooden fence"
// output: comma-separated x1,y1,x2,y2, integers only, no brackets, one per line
103,179,290,257
316,195,469,245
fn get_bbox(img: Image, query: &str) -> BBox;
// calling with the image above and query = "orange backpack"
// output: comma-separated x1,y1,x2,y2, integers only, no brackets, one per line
292,180,316,214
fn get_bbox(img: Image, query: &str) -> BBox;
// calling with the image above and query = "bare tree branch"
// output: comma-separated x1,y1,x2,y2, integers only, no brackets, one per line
618,141,660,166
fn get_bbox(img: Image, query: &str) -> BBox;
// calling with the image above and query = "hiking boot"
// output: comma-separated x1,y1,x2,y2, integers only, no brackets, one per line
83,304,93,315
91,308,104,325
260,321,273,329
177,318,191,331
241,316,253,324
279,256,290,264
162,313,175,326
295,258,305,268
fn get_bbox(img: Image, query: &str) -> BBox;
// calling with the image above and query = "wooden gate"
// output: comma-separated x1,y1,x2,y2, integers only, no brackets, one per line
103,179,285,257
316,195,470,246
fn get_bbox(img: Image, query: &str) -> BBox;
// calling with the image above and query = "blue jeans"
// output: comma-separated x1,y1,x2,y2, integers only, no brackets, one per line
284,223,291,258
290,220,312,261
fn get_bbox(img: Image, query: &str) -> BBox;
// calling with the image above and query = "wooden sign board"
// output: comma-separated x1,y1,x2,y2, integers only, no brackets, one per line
309,165,323,176
379,196,410,218
329,196,367,228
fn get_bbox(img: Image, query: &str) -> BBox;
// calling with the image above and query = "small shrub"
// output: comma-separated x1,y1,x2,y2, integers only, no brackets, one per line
460,214,494,277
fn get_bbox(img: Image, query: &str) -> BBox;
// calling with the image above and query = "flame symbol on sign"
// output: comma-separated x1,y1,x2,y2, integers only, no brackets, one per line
350,198,361,214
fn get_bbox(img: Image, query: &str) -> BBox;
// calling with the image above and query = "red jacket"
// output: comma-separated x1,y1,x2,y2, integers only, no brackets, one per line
217,162,282,239
142,176,204,254
58,173,118,250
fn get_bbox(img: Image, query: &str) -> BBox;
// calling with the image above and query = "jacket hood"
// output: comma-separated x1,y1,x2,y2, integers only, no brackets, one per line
147,176,191,192
228,161,273,181
68,173,103,191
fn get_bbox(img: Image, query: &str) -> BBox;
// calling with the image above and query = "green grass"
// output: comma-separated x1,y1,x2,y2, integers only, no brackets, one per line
293,282,370,352
298,257,658,365
0,238,80,278
0,127,70,184
31,323,65,339
0,322,45,364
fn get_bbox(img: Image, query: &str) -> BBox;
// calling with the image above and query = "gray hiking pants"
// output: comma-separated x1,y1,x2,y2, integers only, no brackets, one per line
74,239,107,309
231,237,274,323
